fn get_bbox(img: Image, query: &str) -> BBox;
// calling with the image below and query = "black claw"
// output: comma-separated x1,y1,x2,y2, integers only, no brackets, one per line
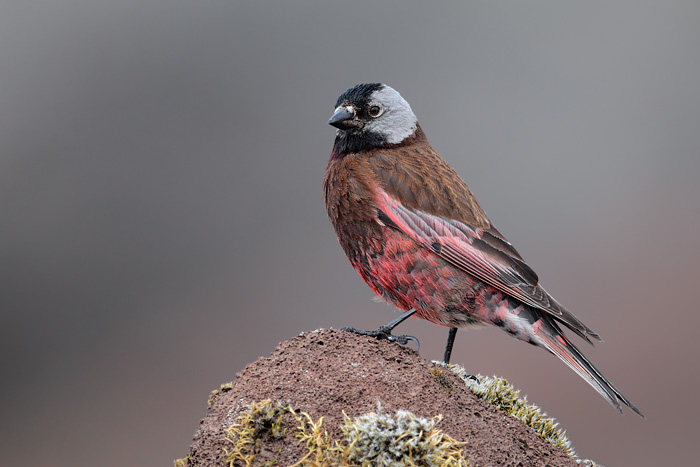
464,374,480,384
403,336,420,352
388,333,420,350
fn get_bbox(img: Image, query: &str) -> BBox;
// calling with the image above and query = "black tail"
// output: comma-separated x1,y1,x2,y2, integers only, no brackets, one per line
529,311,643,417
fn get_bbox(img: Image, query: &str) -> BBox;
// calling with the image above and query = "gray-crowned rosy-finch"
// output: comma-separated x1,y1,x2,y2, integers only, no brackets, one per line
323,83,642,416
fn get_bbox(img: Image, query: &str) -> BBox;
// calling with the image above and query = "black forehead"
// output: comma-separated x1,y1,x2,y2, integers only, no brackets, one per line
335,83,383,108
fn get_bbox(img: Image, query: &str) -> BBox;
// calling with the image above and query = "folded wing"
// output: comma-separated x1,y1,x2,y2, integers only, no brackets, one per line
375,187,601,344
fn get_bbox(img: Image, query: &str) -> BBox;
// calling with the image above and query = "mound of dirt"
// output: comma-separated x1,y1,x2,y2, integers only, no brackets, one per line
179,329,580,467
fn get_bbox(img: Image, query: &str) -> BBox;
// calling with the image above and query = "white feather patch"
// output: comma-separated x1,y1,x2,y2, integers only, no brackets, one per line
366,85,418,144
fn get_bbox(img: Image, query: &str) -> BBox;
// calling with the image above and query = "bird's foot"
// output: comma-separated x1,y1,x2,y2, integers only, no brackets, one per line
340,325,420,349
340,308,420,350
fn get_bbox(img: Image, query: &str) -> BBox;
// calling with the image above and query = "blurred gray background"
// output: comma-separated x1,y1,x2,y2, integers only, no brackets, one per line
2,1,698,466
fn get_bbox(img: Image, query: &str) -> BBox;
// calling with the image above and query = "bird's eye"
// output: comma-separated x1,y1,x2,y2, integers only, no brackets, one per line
367,103,383,118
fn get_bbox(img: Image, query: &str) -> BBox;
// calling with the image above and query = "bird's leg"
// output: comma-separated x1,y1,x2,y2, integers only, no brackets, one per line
341,308,420,350
442,326,479,383
443,327,458,363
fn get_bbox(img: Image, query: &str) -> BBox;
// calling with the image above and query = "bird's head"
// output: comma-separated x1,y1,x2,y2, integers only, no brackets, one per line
329,83,417,155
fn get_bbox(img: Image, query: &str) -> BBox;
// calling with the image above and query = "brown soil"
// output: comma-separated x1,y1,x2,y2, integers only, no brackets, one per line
180,329,580,467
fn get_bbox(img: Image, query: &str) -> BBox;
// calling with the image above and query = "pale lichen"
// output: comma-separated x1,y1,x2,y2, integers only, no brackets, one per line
339,402,468,466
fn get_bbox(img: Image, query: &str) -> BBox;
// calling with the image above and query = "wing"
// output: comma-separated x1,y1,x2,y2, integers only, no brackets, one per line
376,190,599,343
368,140,600,342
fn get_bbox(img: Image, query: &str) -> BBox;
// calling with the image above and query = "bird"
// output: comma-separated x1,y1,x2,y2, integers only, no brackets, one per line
323,83,643,416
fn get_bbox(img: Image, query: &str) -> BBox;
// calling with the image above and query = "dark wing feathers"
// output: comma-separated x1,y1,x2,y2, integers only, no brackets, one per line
481,226,527,263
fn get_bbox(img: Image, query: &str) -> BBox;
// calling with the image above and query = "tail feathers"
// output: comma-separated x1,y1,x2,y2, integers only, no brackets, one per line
540,287,604,346
534,315,644,418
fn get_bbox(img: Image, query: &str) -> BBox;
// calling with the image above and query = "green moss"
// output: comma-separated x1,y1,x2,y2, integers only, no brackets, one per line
429,368,455,393
221,399,468,467
437,362,603,466
209,382,235,406
173,454,189,467
223,399,293,466
289,411,336,467
438,362,574,456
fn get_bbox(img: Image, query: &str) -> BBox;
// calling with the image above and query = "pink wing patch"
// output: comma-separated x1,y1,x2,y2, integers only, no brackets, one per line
375,189,567,319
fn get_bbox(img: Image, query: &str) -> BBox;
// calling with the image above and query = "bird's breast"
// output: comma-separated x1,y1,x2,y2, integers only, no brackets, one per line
323,154,388,271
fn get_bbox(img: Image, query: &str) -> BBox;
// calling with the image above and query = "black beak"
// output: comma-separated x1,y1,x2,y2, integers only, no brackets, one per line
328,106,362,130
